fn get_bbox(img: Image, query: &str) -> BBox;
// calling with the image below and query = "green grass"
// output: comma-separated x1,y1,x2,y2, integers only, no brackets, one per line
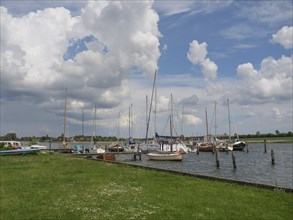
1,153,292,220
243,136,293,143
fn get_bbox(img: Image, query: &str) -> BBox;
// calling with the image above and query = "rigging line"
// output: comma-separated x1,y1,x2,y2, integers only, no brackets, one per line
209,105,215,135
161,116,170,136
172,98,184,135
145,70,157,143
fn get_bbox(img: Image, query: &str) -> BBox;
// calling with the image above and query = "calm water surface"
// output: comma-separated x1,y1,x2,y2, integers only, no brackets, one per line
40,142,292,189
119,143,293,189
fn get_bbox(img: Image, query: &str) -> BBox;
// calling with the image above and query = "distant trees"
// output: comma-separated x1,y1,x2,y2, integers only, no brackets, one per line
238,131,292,139
0,133,17,141
0,131,292,142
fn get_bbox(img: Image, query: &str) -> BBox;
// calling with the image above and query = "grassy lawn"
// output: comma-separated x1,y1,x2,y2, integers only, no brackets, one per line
1,153,292,220
243,136,293,143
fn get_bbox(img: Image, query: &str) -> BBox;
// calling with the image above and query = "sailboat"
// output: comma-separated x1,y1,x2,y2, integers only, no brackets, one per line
140,71,160,153
213,101,233,152
89,106,106,155
147,94,184,161
227,99,246,151
62,88,69,149
196,107,215,152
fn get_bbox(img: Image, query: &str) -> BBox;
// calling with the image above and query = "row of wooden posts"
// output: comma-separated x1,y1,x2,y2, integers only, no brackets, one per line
212,150,238,169
206,139,276,168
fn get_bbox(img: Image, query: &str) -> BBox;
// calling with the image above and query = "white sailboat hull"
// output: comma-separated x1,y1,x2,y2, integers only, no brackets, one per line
147,152,183,161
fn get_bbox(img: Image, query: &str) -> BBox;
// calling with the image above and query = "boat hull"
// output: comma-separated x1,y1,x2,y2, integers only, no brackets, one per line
103,154,116,161
146,152,183,161
196,143,215,152
233,141,246,151
0,149,39,156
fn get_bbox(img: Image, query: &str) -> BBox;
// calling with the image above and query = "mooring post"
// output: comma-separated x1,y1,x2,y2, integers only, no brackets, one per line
215,149,220,168
232,151,237,169
264,139,267,153
197,145,199,154
271,149,275,165
134,152,141,161
246,144,249,153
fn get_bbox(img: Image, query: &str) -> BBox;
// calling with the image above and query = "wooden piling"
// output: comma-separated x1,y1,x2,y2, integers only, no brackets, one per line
215,150,220,168
264,139,267,153
197,145,199,154
232,151,236,169
134,152,141,161
271,149,275,165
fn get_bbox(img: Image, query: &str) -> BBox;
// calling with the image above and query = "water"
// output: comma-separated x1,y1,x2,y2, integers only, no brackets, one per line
36,142,292,189
118,143,293,189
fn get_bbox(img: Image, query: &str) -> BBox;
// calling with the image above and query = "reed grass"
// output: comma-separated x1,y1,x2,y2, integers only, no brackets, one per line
1,152,292,220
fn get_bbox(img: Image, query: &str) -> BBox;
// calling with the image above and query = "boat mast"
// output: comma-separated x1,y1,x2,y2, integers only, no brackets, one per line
63,88,67,147
90,106,97,148
129,103,133,144
170,94,173,152
205,107,209,142
214,101,217,137
154,75,157,135
129,104,131,141
146,95,148,137
145,70,157,143
82,108,84,136
227,98,231,138
181,106,184,136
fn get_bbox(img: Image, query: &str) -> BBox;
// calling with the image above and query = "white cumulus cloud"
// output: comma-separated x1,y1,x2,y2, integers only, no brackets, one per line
187,40,218,80
0,1,161,136
236,55,293,104
272,26,293,49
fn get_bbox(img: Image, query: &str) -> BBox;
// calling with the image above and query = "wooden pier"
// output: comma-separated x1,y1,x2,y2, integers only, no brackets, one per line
73,151,142,160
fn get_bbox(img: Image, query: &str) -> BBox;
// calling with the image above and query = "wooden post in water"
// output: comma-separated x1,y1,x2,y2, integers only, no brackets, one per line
246,144,249,153
264,139,267,153
215,149,220,167
271,149,275,165
232,151,237,169
197,145,199,154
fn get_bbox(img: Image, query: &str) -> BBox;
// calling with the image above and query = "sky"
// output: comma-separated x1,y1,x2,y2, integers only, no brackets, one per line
0,0,292,139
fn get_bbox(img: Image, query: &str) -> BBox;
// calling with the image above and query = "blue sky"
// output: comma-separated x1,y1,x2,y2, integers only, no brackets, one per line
1,0,292,138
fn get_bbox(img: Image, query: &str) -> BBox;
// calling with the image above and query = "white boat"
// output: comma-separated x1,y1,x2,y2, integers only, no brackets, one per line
0,148,39,156
0,141,22,149
139,142,160,153
147,151,183,161
159,141,189,154
29,144,48,150
214,137,233,151
89,145,105,154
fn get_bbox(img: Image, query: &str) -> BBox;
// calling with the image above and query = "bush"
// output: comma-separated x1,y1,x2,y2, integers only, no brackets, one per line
0,143,13,151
